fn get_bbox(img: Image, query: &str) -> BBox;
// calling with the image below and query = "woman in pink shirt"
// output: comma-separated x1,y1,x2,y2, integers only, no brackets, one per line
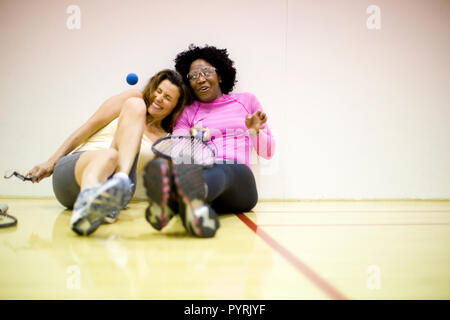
143,45,275,238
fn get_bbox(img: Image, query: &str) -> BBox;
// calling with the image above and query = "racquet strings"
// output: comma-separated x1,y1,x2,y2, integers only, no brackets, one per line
0,205,17,228
153,136,215,166
0,214,17,228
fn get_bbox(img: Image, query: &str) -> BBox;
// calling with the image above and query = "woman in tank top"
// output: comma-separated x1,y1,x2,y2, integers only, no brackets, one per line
26,69,190,236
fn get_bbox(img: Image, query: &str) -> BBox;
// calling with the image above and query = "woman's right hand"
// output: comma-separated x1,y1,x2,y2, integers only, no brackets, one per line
190,125,211,141
26,160,56,183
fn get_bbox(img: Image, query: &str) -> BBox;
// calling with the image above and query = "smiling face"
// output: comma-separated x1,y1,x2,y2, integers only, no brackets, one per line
148,79,180,120
188,59,222,102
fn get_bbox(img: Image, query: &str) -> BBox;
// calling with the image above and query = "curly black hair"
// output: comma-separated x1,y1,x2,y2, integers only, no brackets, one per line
174,44,237,95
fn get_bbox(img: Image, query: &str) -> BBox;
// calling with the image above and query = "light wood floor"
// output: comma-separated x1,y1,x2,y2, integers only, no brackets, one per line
0,198,449,299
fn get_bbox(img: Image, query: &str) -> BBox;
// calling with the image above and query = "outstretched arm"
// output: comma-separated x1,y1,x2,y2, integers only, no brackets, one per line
245,110,275,159
245,100,275,160
27,89,142,182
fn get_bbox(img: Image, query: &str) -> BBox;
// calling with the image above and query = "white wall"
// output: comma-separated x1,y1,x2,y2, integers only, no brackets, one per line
0,0,449,200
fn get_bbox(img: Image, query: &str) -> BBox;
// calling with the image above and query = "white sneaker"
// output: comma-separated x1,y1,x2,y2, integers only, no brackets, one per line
71,175,132,235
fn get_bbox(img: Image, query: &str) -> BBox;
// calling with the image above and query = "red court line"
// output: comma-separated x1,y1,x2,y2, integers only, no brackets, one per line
254,210,450,214
258,223,450,227
235,213,348,300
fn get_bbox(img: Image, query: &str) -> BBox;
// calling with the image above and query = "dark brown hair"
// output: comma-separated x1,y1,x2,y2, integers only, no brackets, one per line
142,69,191,133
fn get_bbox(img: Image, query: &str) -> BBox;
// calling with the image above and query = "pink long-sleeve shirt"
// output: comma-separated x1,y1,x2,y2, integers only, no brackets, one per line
173,92,275,167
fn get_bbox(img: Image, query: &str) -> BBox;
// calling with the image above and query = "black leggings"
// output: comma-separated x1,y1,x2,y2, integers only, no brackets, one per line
203,164,258,214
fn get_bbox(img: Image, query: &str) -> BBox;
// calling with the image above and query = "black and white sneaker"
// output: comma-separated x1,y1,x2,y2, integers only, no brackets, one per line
143,158,178,230
103,180,134,224
172,164,220,238
71,175,132,236
103,209,119,224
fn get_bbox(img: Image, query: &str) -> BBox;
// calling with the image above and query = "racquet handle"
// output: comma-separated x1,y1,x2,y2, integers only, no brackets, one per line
195,131,204,138
0,204,8,214
192,128,210,142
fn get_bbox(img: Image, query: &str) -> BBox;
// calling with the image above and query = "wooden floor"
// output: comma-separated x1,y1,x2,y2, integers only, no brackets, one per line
0,198,449,299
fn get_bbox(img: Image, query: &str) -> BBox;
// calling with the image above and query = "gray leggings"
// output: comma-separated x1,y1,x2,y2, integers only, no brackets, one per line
52,151,138,209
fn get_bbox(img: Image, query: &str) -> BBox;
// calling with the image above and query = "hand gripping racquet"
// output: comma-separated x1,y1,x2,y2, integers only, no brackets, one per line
4,170,37,182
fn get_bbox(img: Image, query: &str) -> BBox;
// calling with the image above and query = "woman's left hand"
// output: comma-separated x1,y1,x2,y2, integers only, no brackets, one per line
245,110,267,135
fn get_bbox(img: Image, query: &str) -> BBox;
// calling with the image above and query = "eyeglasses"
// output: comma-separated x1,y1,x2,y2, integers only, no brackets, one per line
187,67,216,81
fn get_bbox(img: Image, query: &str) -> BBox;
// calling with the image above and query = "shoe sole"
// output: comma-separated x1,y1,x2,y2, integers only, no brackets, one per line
72,179,127,235
173,164,219,238
103,211,118,224
143,159,175,230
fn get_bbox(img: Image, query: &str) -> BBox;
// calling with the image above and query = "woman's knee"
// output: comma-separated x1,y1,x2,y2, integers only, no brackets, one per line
245,189,258,211
122,97,147,118
232,164,258,211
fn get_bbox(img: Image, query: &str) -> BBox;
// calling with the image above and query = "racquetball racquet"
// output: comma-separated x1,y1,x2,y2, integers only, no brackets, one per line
0,204,17,228
151,133,216,168
4,170,37,182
